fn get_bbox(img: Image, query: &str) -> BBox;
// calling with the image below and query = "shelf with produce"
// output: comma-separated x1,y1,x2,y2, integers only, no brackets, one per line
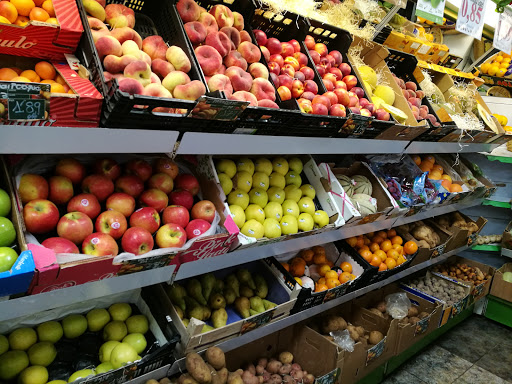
483,199,511,209
0,126,180,154
404,141,501,154
472,244,502,251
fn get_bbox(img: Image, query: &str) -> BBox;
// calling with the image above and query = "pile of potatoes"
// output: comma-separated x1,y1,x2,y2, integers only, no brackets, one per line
240,352,315,384
408,275,467,305
397,221,441,249
432,262,492,284
364,301,430,328
435,212,479,235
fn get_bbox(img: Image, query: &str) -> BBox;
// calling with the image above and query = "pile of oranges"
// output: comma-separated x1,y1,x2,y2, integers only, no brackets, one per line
281,245,356,293
0,0,58,26
480,54,510,78
0,61,73,94
347,229,417,272
412,154,462,193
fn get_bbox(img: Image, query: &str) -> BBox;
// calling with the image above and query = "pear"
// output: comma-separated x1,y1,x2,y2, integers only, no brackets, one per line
186,279,207,305
182,319,190,327
239,285,254,298
249,309,259,316
263,300,277,310
200,273,216,301
188,305,205,321
208,293,226,309
236,269,256,289
225,274,240,297
202,306,211,321
234,297,250,319
224,288,236,305
176,306,184,319
212,308,228,328
213,279,224,294
166,284,187,311
254,275,268,299
201,325,214,333
250,297,265,313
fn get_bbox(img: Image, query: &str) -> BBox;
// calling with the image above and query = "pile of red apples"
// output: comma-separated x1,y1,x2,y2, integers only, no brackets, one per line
86,1,206,106
177,0,278,108
19,157,216,257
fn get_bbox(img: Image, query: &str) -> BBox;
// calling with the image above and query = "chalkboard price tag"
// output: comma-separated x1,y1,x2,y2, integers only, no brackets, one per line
8,98,46,120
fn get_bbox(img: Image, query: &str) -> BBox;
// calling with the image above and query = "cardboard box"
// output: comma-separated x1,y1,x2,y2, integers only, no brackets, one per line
490,263,512,303
0,0,82,59
160,260,298,354
225,324,343,384
439,212,487,252
502,221,512,251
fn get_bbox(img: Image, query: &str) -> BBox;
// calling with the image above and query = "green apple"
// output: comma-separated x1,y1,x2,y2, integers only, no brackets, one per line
252,172,269,191
263,218,281,238
280,215,298,235
228,190,249,210
109,303,132,321
37,321,63,344
269,172,286,189
267,187,285,204
300,184,316,199
264,201,283,220
103,321,128,341
126,315,149,334
248,188,268,207
216,159,237,178
0,188,10,217
0,217,15,247
9,327,37,351
99,341,121,362
95,362,114,374
298,213,314,232
236,157,255,175
285,171,302,187
288,157,303,174
122,333,147,354
272,157,289,175
68,369,95,382
0,247,17,273
111,342,139,369
298,197,315,215
87,308,111,332
18,365,48,384
0,334,8,355
284,185,302,202
233,171,252,193
0,350,29,380
62,314,87,339
241,219,264,239
282,200,300,218
229,205,245,229
28,342,56,366
254,158,273,176
218,173,233,195
314,210,330,228
245,204,265,224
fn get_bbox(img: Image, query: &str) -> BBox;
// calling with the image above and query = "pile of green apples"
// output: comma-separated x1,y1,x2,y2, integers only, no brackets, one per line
215,157,329,239
0,186,18,273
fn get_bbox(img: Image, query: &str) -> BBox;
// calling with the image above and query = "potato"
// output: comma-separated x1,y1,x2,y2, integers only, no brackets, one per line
279,364,292,375
242,371,259,384
291,363,302,372
418,312,430,319
279,352,294,365
206,347,226,370
146,380,160,384
348,328,359,341
369,308,384,318
407,307,419,317
291,370,304,381
178,374,199,384
368,331,384,345
257,358,268,369
244,364,256,376
186,354,211,384
409,317,421,324
355,326,365,337
304,374,315,384
160,379,172,384
282,375,294,384
255,365,265,376
376,301,387,313
321,315,347,334
266,361,282,374
217,369,228,384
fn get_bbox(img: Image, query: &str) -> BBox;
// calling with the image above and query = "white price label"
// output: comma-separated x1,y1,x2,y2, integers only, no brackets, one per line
416,0,446,25
456,0,487,39
494,7,512,53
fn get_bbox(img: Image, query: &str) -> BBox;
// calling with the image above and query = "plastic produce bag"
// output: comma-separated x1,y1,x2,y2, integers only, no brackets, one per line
385,292,411,319
330,329,355,352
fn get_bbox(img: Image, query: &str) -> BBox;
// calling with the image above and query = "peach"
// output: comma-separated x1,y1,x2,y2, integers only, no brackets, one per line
124,60,151,87
207,74,233,97
205,31,231,57
150,73,161,84
0,1,18,23
121,40,141,57
232,11,244,31
143,83,172,98
225,66,252,92
88,17,110,43
260,45,270,62
118,77,144,95
248,62,268,79
162,71,190,93
230,90,257,106
104,72,124,82
110,27,143,49
142,35,168,61
220,27,240,49
223,50,247,71
140,51,152,66
173,80,206,100
215,65,226,75
184,21,207,44
104,54,138,74
237,41,260,64
405,81,417,91
195,45,223,76
166,46,191,73
198,12,218,34
250,78,276,101
105,4,135,28
258,99,278,108
95,35,122,60
209,4,233,28
278,86,291,101
253,29,267,46
176,0,201,23
152,59,175,79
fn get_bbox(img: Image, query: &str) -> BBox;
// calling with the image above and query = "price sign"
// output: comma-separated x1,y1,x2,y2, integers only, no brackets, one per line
8,99,46,120
456,0,487,39
494,7,512,52
416,0,446,25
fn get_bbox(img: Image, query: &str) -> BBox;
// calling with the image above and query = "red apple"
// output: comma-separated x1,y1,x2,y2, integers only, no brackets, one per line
115,175,144,198
359,98,370,109
328,67,343,80
82,175,114,202
169,189,194,210
121,227,154,255
325,54,335,68
312,94,331,109
292,52,308,68
334,88,350,106
294,71,305,82
301,91,315,101
280,42,294,57
93,158,121,180
162,205,190,228
330,50,343,66
95,210,128,239
334,80,347,90
155,223,187,248
154,157,179,179
351,86,365,99
288,39,301,53
191,200,215,223
23,199,59,234
269,54,284,68
303,80,318,94
174,174,200,196
312,103,328,115
291,79,304,98
339,63,351,77
280,63,295,77
55,158,86,185
308,50,320,65
19,174,49,204
130,207,161,234
41,237,79,254
67,193,101,219
365,103,376,114
106,192,135,217
57,211,94,244
330,104,346,117
315,65,325,77
253,29,267,46
266,38,281,55
348,95,359,108
270,72,279,87
147,173,174,194
318,57,331,71
125,159,152,182
300,66,315,80
322,79,334,92
268,62,280,75
139,188,169,212
82,232,118,256
323,91,338,107
278,74,293,90
349,106,361,114
374,108,390,121
48,176,73,205
343,75,357,90
323,73,338,85
186,219,211,239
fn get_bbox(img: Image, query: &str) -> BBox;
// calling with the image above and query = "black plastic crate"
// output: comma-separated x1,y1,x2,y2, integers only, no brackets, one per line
373,25,392,45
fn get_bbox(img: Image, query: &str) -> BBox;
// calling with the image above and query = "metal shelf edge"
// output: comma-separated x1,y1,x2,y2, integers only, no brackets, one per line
405,141,500,154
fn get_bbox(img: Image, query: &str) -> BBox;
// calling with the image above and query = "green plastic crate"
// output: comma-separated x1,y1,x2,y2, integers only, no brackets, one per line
485,295,512,328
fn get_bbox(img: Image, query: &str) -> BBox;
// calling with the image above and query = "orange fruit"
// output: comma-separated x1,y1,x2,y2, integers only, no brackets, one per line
404,241,418,255
432,164,443,173
0,67,17,80
11,0,35,16
355,237,364,249
424,155,435,163
378,263,388,271
360,245,369,251
372,235,384,244
315,283,328,292
0,1,18,23
385,258,397,269
10,67,21,74
20,69,40,82
419,161,433,172
370,255,381,267
318,277,326,285
299,249,314,265
374,249,387,262
377,231,388,239
33,0,43,5
291,257,306,265
326,278,339,289
29,6,48,21
339,272,352,284
341,262,352,273
411,155,421,165
391,236,403,245
347,236,357,247
45,16,57,24
325,260,334,268
441,174,452,182
0,15,10,23
392,244,403,255
441,179,451,189
369,242,380,253
11,76,31,82
360,249,372,262
290,263,305,277
366,232,375,238
14,15,29,25
312,245,325,255
363,237,371,245
319,264,331,277
387,249,399,261
67,89,74,94
313,253,326,264
325,270,338,280
35,61,55,80
428,171,442,180
380,240,392,252
281,262,289,271
397,255,406,265
41,0,53,16
449,184,463,192
387,229,396,238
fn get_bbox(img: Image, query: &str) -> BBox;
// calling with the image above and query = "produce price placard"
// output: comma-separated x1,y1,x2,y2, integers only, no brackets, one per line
0,81,50,121
494,7,512,53
188,96,248,121
416,0,446,25
456,0,488,39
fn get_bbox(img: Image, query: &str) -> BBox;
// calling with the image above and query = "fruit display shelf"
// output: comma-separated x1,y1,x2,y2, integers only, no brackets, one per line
404,141,501,154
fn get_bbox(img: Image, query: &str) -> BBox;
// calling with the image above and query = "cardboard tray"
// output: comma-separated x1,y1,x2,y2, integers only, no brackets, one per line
441,212,487,252
159,260,298,354
490,263,512,303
